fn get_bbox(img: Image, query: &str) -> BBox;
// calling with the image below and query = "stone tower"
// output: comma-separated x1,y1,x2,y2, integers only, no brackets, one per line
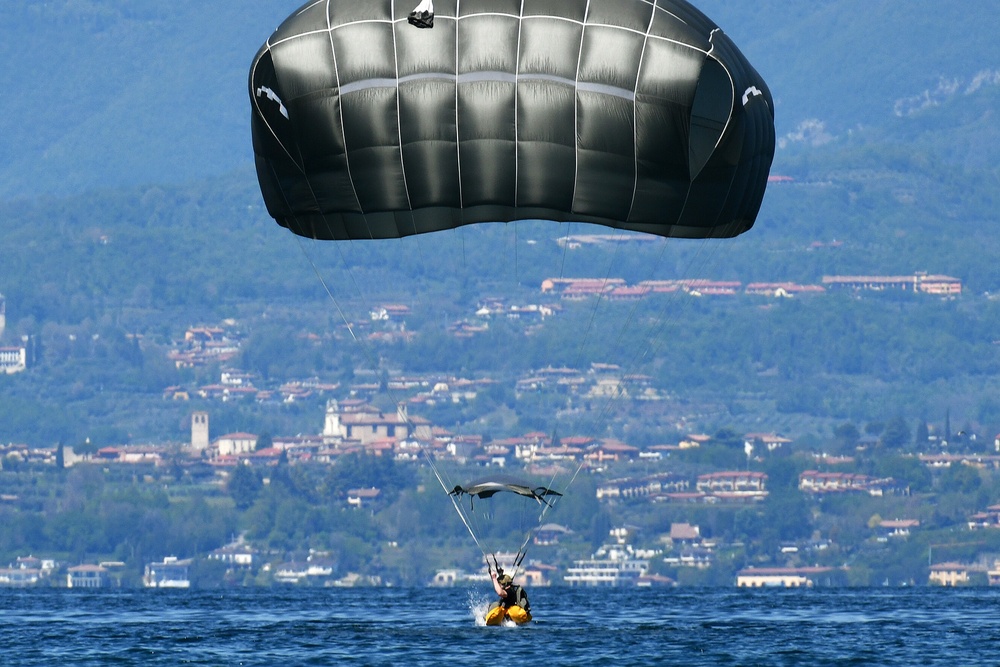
191,411,209,450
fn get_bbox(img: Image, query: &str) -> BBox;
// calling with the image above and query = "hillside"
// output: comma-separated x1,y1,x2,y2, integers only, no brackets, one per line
2,101,1000,447
1,0,997,199
1,0,999,447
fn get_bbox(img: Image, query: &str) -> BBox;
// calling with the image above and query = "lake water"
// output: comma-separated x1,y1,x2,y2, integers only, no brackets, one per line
2,587,998,665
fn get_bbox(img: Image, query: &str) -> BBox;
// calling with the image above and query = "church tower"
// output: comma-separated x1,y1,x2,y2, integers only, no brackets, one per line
191,411,209,450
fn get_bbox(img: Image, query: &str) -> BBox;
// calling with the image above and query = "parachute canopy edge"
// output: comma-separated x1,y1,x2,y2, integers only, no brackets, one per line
450,476,564,504
250,0,775,241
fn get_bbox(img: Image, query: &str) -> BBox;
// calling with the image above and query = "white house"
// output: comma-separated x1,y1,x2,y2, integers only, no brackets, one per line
0,347,26,374
214,432,257,456
144,557,191,588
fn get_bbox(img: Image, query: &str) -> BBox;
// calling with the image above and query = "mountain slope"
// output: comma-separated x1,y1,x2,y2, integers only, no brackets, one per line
1,0,996,200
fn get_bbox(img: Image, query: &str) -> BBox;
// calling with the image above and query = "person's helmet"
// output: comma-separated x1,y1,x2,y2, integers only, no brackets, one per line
498,574,513,587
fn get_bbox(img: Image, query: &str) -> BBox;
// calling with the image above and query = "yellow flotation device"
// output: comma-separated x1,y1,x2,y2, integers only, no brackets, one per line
485,603,532,626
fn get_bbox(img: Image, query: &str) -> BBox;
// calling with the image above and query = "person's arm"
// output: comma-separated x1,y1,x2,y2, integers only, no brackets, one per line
491,570,505,597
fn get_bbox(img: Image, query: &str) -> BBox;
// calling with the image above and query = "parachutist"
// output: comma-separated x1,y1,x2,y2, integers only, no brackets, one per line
486,568,531,626
408,0,434,28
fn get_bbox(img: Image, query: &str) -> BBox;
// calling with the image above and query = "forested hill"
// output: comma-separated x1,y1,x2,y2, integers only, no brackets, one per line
1,0,997,199
1,1,999,446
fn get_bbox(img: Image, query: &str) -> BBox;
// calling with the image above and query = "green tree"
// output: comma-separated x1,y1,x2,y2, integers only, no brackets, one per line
255,431,273,451
833,422,860,451
589,510,613,551
228,464,263,511
938,464,982,494
880,416,911,450
872,455,932,492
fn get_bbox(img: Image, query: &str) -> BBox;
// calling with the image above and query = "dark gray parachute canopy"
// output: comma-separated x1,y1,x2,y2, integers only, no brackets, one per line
250,0,775,241
450,475,563,505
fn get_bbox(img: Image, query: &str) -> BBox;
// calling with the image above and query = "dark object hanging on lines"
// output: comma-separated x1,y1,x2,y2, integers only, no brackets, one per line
249,0,775,242
450,476,563,507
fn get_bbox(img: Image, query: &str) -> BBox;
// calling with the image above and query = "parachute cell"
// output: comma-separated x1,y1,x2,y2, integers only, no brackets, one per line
249,0,775,241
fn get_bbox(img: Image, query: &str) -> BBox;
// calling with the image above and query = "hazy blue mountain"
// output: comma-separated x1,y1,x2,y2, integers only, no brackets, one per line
698,1,999,136
0,1,286,200
1,0,996,200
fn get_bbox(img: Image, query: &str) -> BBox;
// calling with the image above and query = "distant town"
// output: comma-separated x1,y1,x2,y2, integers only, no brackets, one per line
2,270,995,589
0,271,963,376
4,391,1000,589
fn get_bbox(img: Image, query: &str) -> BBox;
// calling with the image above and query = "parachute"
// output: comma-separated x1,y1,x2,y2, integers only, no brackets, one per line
249,0,775,242
248,0,775,581
450,476,563,505
445,474,564,575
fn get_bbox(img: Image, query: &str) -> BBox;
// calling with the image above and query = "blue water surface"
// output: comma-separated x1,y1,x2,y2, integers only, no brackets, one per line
2,587,998,666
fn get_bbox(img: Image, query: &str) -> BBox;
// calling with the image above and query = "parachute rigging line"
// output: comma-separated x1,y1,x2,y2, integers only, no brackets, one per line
287,184,491,575
573,217,744,445
540,216,740,510
282,162,422,442
425,452,493,558
251,0,775,576
283,146,567,576
448,477,565,578
300,229,541,575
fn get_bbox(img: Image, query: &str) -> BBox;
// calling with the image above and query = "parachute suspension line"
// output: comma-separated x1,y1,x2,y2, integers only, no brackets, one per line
506,469,570,581
582,235,712,439
571,234,679,439
568,227,631,373
583,231,731,444
460,225,467,272
555,227,729,507
264,153,384,353
594,215,738,444
286,173,423,445
291,238,413,421
587,217,742,412
422,450,493,561
557,221,575,279
294,237,362,345
514,220,519,285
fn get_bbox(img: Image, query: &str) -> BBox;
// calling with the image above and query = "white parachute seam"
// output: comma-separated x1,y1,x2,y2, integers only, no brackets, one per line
569,0,592,214
625,3,659,223
455,1,464,209
249,52,302,171
325,0,364,216
267,19,711,60
513,0,524,207
706,29,736,152
391,0,415,233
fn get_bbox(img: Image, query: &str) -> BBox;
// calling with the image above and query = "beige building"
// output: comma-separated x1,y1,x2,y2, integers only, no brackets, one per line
929,562,968,586
736,567,833,587
696,471,768,500
214,433,257,456
323,400,431,445
67,564,108,588
191,411,209,450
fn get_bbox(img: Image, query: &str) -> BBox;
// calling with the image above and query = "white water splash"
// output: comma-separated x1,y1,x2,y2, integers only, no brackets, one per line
468,590,491,627
467,590,521,628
